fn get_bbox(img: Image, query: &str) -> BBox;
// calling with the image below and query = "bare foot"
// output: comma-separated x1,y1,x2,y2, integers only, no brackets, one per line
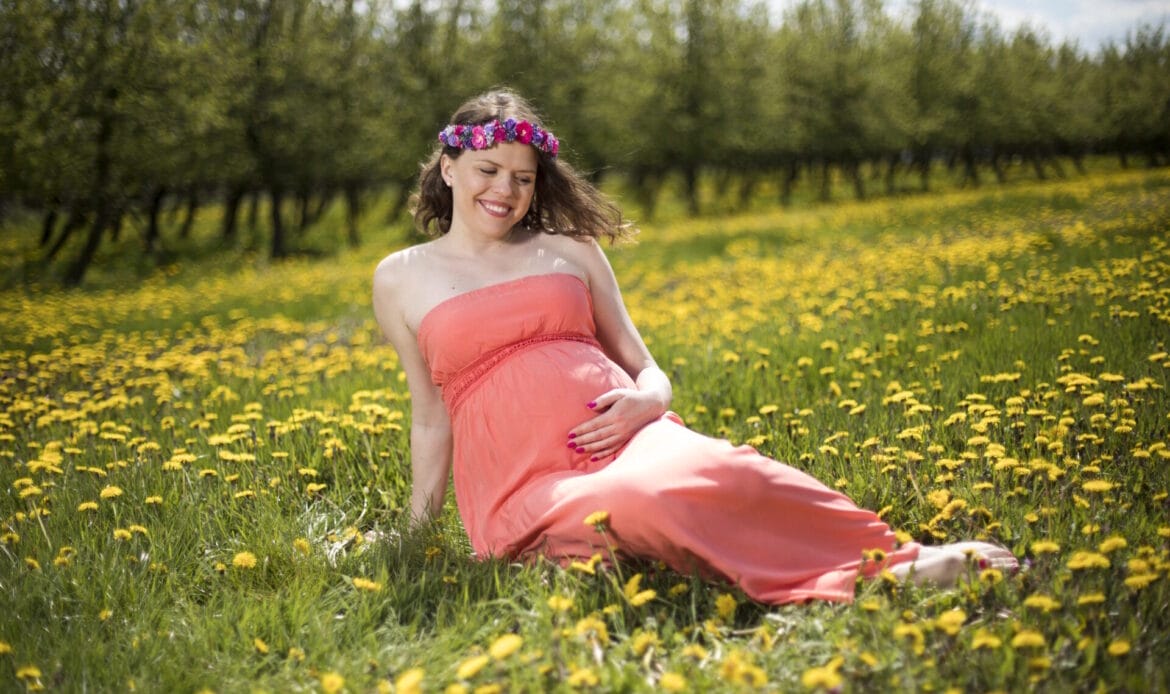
889,542,1018,587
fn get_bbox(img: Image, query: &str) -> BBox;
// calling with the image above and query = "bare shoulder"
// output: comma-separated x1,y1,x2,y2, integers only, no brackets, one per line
539,233,608,276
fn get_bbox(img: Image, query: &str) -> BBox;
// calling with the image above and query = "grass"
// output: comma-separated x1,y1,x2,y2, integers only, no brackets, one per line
1,166,1169,692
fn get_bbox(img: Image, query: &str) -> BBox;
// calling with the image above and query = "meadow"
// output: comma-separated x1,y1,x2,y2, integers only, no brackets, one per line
1,167,1169,692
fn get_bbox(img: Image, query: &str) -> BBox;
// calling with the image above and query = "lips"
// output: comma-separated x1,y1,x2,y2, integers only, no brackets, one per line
479,200,512,218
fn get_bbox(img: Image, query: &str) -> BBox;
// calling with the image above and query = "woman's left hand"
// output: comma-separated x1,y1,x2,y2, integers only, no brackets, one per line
566,388,667,462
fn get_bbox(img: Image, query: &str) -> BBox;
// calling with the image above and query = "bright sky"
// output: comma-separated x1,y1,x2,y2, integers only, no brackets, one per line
767,0,1170,52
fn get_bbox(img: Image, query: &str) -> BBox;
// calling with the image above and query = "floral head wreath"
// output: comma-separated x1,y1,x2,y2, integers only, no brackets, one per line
438,118,559,159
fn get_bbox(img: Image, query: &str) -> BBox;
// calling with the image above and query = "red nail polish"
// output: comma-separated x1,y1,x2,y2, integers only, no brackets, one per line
591,456,598,462
978,558,989,570
567,442,577,449
568,433,576,439
587,401,596,409
575,446,585,454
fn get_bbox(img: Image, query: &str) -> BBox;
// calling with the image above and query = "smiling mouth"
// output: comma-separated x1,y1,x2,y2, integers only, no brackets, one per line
479,200,512,217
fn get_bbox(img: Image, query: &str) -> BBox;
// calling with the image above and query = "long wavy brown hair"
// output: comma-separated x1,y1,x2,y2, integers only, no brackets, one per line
412,89,634,242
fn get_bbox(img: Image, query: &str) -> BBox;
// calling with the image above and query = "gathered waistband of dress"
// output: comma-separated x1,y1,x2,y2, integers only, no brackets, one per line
443,331,601,413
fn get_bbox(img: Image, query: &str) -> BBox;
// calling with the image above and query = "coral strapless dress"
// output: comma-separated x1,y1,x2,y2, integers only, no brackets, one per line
417,273,919,604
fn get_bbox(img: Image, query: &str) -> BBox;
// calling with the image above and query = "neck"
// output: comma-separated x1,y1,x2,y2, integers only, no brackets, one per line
442,222,526,256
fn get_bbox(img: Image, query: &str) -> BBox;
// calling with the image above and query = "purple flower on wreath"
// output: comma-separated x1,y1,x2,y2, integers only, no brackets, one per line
503,118,518,139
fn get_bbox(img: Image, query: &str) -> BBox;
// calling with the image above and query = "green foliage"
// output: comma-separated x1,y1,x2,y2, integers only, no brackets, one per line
0,0,1168,286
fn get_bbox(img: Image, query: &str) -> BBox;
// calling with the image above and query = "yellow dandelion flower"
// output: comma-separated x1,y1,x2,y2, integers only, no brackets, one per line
488,634,523,660
144,495,163,505
936,609,966,636
288,647,306,662
1098,536,1127,553
77,501,99,512
305,482,327,495
113,528,132,541
1077,592,1106,606
1011,630,1046,649
682,644,708,660
583,510,610,528
567,666,598,687
352,577,383,592
801,663,843,690
1124,573,1159,590
1030,540,1060,555
456,654,490,680
254,637,269,654
232,551,257,569
1082,479,1115,493
99,485,124,499
979,568,1003,585
631,630,660,657
1107,640,1131,656
294,538,311,555
395,668,424,694
659,671,687,692
669,582,690,597
971,629,1002,650
859,597,882,612
15,665,42,679
0,640,11,654
574,616,609,645
715,593,738,621
1067,551,1111,570
24,557,40,571
319,671,345,694
1023,594,1061,612
99,609,112,621
547,595,573,612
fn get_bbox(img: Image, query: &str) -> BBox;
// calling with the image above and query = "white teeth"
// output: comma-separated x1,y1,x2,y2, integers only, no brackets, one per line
481,201,509,215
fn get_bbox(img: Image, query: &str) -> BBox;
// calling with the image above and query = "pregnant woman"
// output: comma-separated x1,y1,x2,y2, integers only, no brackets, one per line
371,89,1016,604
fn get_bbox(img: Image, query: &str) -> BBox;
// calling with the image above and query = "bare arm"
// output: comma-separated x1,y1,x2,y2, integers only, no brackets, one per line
372,256,452,525
566,239,672,459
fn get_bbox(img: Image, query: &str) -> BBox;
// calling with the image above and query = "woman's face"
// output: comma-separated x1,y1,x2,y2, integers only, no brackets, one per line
441,142,538,240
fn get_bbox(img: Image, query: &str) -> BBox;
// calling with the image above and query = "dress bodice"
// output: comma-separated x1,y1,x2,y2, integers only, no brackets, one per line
417,273,599,406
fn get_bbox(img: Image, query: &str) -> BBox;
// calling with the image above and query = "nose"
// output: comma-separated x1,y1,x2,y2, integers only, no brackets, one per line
490,175,517,197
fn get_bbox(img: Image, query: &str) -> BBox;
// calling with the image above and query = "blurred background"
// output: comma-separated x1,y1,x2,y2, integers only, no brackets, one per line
1,0,1167,286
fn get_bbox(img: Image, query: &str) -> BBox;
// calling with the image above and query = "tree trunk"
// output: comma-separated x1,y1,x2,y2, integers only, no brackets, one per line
779,160,798,207
221,186,245,241
819,160,832,202
917,149,931,193
989,151,1005,184
297,189,311,232
45,211,85,261
64,209,109,287
849,160,865,200
270,188,287,258
1029,154,1047,180
386,176,415,223
247,190,260,233
178,190,198,239
885,154,898,196
144,186,166,254
40,209,59,247
345,183,361,247
683,166,699,216
737,174,757,207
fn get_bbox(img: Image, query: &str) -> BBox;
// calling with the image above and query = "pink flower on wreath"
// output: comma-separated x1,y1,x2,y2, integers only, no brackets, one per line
492,126,507,143
515,121,534,144
470,126,488,149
